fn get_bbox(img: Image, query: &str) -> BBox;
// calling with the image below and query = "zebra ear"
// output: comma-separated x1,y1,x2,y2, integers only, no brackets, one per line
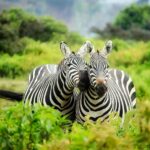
101,40,112,57
77,41,95,57
60,41,71,58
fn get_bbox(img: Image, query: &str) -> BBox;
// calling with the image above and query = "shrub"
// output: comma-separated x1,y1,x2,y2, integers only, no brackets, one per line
91,4,150,41
66,32,85,44
140,49,150,64
0,8,83,55
115,4,150,30
0,100,150,150
0,103,70,150
0,8,31,55
0,63,23,78
19,17,68,42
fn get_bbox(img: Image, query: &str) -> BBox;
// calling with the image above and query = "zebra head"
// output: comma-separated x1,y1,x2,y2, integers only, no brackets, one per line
60,41,88,88
88,40,113,96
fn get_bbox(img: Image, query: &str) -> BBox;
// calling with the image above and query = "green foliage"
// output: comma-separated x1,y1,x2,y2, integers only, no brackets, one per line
0,7,150,149
0,8,83,55
19,17,68,42
115,4,150,30
0,8,31,55
0,101,150,150
0,38,150,99
0,54,25,78
91,4,150,41
0,103,70,150
66,32,85,44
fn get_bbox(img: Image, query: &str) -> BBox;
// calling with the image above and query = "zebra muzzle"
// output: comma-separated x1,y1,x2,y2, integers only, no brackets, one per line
95,79,107,96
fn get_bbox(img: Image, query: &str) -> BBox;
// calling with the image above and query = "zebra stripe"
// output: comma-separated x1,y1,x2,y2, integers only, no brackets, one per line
28,64,58,84
23,41,89,120
76,41,136,124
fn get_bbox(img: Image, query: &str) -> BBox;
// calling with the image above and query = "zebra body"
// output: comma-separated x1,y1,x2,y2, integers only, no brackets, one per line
76,68,136,123
24,67,75,118
76,41,136,124
28,64,58,85
24,41,89,120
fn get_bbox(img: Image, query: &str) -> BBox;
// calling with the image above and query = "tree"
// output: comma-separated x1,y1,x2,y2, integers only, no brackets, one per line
91,4,150,41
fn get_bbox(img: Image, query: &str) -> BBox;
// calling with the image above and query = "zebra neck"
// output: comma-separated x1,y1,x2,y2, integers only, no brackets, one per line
56,69,74,95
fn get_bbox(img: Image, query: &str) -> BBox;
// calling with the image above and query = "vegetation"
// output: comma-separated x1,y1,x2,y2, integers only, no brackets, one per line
91,4,150,41
0,7,150,150
0,101,149,150
0,8,84,55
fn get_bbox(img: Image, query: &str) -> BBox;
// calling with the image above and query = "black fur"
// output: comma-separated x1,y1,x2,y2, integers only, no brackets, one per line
78,70,90,91
95,84,107,97
0,90,23,101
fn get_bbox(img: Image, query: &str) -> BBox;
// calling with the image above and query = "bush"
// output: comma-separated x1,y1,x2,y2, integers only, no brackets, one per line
0,103,70,150
91,4,150,41
0,8,31,55
66,32,85,44
0,8,83,55
115,4,150,30
140,49,150,64
0,63,23,78
0,54,25,78
19,17,68,42
0,101,150,150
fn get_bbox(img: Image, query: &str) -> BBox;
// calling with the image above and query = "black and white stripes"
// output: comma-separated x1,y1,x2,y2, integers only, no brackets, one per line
76,41,136,124
3,40,136,123
23,41,89,120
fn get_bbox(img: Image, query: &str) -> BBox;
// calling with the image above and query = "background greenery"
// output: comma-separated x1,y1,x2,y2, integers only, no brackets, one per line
91,4,150,41
0,5,150,150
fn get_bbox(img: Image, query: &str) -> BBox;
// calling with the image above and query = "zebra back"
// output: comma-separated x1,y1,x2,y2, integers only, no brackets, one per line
28,64,58,84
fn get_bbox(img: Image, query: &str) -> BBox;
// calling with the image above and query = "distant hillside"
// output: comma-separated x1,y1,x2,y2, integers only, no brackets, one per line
0,0,149,36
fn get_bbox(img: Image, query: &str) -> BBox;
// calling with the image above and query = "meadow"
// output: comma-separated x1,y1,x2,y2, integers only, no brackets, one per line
0,7,150,150
0,39,150,150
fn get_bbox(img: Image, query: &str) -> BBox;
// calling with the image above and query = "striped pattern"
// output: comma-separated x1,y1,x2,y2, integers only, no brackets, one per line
23,42,88,120
28,64,58,84
76,44,136,124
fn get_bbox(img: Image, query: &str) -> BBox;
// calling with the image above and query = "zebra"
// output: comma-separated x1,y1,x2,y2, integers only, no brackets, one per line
27,40,93,87
23,41,90,120
76,41,136,125
28,64,58,84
